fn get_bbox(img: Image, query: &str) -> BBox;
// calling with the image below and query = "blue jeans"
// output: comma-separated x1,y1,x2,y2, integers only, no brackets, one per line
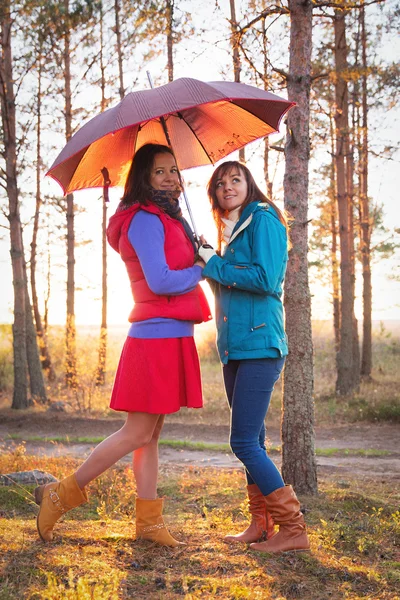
223,357,285,496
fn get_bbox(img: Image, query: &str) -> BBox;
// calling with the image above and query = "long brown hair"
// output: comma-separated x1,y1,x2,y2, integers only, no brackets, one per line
207,161,288,251
121,143,180,206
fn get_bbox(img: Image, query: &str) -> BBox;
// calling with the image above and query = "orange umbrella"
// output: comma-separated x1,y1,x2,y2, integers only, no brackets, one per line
47,77,294,195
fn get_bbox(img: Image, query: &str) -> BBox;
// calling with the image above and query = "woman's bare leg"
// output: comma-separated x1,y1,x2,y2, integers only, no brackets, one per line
133,414,165,499
75,412,161,489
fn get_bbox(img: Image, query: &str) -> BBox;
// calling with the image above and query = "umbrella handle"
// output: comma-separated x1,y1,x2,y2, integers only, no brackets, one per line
146,71,200,245
101,167,111,202
181,187,199,243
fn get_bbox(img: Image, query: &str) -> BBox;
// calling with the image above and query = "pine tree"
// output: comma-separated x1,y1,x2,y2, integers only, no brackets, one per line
282,0,317,494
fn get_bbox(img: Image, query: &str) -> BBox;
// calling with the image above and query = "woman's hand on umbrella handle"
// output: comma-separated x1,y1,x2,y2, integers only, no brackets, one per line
200,234,208,245
194,259,206,269
198,242,216,264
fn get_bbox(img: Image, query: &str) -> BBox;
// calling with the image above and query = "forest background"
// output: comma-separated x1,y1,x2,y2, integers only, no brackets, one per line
1,1,400,598
1,0,400,457
1,0,399,328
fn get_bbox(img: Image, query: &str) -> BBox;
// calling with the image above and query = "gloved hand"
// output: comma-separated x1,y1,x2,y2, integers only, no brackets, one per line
198,243,216,264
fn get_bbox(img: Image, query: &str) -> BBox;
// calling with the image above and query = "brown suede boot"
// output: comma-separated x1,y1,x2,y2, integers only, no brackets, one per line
35,474,88,542
224,484,276,544
135,498,185,547
250,485,310,553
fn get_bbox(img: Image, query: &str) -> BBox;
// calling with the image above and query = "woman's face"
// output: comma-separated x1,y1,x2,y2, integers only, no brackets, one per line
215,167,248,212
149,153,180,191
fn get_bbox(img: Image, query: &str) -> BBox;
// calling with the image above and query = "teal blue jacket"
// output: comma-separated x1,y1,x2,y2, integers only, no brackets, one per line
202,200,288,364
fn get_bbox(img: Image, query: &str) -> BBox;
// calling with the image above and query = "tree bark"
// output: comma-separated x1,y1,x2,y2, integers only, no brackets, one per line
229,0,245,163
359,6,372,377
282,0,317,495
1,1,30,409
96,10,108,387
95,183,108,386
166,0,174,82
262,17,273,198
328,107,340,350
114,0,125,98
30,51,55,381
44,230,51,334
24,264,48,403
334,9,358,395
64,1,77,388
347,69,361,391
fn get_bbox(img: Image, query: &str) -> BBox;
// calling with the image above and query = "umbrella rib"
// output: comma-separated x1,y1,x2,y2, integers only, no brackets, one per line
174,112,214,165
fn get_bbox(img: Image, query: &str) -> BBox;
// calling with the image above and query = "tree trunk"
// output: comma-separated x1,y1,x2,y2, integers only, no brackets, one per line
96,183,108,386
347,70,360,391
24,266,48,403
30,51,55,381
282,0,317,495
96,9,108,387
262,17,273,198
64,3,77,388
44,230,51,335
1,1,30,409
263,138,273,198
166,0,174,82
359,6,372,377
114,0,125,99
229,0,245,163
328,109,340,350
334,9,357,395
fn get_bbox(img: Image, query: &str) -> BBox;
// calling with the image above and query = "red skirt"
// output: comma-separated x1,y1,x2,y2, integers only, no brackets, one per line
110,336,203,414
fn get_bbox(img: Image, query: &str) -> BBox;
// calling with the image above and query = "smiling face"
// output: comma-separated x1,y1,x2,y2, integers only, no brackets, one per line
214,166,248,212
149,153,180,191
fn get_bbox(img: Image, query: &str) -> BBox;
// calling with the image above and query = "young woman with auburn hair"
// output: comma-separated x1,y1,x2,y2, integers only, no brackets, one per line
197,161,309,554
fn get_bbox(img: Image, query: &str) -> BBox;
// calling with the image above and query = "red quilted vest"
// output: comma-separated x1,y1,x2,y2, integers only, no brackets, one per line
106,202,212,324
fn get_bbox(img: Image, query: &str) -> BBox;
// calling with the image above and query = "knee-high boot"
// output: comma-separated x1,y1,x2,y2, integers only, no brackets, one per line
250,485,310,553
224,484,276,544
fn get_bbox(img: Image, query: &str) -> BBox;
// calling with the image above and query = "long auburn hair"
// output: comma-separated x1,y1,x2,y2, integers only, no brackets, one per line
120,143,180,206
207,161,289,251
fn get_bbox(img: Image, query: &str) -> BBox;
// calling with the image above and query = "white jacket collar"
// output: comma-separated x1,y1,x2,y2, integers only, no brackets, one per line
228,203,269,245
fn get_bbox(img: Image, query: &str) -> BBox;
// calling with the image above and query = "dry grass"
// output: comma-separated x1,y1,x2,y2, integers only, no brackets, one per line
0,447,399,600
0,321,399,426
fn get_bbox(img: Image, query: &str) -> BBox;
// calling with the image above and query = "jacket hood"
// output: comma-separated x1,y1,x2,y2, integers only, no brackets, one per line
228,200,282,245
107,203,164,253
241,200,280,223
106,205,137,253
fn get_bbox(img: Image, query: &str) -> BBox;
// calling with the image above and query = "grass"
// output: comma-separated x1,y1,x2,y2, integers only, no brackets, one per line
1,321,400,426
5,433,395,458
0,448,399,599
5,434,233,453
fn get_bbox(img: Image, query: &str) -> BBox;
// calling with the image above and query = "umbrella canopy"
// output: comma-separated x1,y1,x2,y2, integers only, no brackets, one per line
47,78,295,195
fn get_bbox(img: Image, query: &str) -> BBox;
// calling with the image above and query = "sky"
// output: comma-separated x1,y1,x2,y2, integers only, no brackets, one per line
0,0,399,328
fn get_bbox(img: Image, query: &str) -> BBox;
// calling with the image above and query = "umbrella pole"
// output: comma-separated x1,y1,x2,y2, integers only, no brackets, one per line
146,71,200,243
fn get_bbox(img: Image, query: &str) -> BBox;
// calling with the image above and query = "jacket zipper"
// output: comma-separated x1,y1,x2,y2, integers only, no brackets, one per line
251,323,266,332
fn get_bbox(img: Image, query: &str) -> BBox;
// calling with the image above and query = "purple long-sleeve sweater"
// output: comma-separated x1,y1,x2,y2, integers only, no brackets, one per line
127,210,203,339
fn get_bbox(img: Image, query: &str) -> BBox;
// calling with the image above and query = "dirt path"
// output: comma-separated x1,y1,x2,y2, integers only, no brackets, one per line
1,412,399,481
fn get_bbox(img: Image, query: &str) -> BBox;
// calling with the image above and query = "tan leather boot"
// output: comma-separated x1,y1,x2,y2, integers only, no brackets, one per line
250,485,310,553
224,484,276,544
135,497,185,547
35,474,88,542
